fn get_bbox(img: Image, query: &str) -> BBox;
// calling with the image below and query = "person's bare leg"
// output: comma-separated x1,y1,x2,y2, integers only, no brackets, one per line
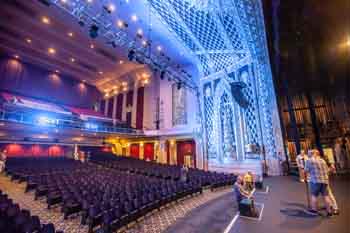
328,186,338,210
323,195,333,214
310,195,318,211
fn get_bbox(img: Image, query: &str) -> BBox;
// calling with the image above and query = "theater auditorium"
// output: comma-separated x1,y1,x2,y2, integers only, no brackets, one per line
0,0,349,233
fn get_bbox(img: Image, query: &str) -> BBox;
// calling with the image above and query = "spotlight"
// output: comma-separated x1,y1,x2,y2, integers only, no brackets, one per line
104,4,115,14
117,20,128,28
108,41,117,48
78,20,85,27
89,24,99,38
177,82,181,90
41,16,50,24
131,14,138,22
160,70,165,80
127,49,135,61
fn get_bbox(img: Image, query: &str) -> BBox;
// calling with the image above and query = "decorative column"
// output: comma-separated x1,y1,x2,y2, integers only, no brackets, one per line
169,140,177,165
131,83,138,128
139,142,144,160
122,92,127,121
158,139,167,164
112,95,117,119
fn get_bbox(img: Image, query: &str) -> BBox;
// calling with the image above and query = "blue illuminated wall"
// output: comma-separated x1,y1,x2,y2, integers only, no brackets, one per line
144,0,284,174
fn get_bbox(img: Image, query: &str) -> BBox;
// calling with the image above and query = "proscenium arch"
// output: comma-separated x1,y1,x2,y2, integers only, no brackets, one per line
212,78,244,163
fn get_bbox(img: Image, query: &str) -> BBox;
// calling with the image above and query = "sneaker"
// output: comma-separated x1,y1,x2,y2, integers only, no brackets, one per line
305,209,319,216
326,212,333,218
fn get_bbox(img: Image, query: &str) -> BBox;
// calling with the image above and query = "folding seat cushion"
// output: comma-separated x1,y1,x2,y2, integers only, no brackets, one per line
40,223,56,233
35,185,48,200
13,211,31,232
87,205,103,233
47,191,62,209
102,209,116,233
62,199,81,219
6,203,20,220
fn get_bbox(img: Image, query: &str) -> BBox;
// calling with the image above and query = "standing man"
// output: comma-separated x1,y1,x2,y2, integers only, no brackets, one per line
0,150,7,173
180,164,188,183
296,150,308,182
304,150,333,216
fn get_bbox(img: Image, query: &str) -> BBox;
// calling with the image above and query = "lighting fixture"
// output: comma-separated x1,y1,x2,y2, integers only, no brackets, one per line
67,32,74,37
160,70,165,80
137,28,143,36
90,44,95,49
142,40,148,47
26,38,32,43
48,47,56,54
157,45,162,51
99,71,103,75
121,81,127,86
41,16,50,24
14,54,19,59
177,82,182,90
55,70,60,73
119,60,124,64
87,0,93,3
70,57,75,62
89,24,99,38
131,14,138,22
107,4,115,13
127,50,135,61
117,20,125,28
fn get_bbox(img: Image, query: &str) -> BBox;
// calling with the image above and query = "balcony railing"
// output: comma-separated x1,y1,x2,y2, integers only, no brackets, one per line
0,109,143,135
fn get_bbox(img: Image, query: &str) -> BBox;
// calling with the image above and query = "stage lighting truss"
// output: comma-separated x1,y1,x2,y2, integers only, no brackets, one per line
50,0,197,91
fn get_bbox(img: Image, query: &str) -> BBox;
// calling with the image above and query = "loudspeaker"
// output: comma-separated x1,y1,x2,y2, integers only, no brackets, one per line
37,0,51,6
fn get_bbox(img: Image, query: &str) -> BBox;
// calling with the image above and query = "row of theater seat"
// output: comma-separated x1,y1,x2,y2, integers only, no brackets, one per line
0,190,62,233
5,157,206,233
90,153,235,189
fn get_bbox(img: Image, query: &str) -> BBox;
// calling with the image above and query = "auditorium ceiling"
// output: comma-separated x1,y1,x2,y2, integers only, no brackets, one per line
0,0,252,91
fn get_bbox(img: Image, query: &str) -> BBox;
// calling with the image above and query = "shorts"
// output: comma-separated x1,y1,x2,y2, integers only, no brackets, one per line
309,182,329,197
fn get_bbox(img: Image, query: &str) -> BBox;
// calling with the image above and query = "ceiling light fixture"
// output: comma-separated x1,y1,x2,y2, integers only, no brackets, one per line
117,20,127,28
131,14,138,22
41,16,50,24
106,4,116,13
90,44,95,49
70,57,75,62
48,47,56,54
26,38,32,43
14,55,19,59
157,45,162,51
55,70,60,73
98,71,103,75
67,32,74,37
119,60,124,64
